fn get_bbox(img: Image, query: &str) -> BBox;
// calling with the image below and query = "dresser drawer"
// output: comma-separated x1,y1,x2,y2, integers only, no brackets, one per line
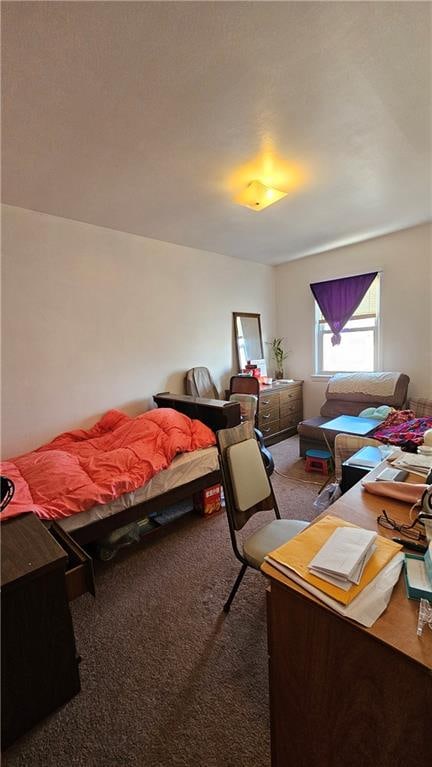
280,400,302,418
280,411,302,431
258,402,279,425
259,391,279,410
49,523,95,601
279,386,302,406
259,418,280,438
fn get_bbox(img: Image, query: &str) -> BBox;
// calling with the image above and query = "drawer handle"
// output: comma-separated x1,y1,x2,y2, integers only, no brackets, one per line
260,413,271,420
261,399,271,405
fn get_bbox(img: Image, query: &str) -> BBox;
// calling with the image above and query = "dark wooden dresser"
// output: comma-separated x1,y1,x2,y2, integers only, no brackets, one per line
1,513,94,749
258,380,303,445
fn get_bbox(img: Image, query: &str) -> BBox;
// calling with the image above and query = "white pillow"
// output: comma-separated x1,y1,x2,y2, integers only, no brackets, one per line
359,405,392,420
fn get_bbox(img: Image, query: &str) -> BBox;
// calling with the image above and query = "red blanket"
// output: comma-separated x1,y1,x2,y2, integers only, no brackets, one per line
0,408,216,521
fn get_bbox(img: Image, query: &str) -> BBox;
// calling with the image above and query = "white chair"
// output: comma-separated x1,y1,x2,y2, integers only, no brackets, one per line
217,421,308,611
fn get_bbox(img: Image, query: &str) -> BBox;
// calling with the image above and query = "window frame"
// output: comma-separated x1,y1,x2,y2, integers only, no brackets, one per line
314,274,381,376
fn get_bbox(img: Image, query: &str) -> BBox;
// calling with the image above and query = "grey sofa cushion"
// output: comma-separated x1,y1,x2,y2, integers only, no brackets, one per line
324,373,409,407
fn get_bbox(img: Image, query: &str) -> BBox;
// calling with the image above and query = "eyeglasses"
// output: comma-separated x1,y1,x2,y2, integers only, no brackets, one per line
377,509,425,540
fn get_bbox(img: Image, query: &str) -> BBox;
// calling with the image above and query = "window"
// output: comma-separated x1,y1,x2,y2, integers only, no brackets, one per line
315,274,380,375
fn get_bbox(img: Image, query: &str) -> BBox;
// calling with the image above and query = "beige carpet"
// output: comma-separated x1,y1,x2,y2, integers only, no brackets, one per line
270,434,326,486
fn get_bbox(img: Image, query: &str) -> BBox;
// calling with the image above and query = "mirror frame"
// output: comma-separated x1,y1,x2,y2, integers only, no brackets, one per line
233,312,264,371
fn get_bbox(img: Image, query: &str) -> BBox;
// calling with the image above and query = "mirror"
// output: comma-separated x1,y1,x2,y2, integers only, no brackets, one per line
233,312,264,371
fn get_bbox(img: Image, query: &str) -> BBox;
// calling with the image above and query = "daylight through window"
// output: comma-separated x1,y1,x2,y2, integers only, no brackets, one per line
315,274,380,375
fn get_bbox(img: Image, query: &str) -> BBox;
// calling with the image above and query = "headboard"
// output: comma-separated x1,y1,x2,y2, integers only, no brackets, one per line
153,392,241,433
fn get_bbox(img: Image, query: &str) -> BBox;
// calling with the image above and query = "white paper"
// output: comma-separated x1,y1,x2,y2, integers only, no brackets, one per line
392,453,432,477
310,544,376,588
265,553,404,627
308,527,377,581
308,569,353,590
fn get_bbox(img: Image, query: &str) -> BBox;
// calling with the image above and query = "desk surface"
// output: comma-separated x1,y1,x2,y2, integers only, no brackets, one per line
262,461,432,670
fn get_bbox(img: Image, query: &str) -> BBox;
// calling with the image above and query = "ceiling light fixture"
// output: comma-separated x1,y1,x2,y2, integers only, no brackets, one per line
235,179,288,212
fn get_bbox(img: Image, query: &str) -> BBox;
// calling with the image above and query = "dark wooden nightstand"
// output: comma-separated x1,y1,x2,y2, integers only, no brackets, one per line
1,513,94,749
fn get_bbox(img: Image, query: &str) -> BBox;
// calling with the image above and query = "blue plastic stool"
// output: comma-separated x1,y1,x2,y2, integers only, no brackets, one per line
305,448,333,475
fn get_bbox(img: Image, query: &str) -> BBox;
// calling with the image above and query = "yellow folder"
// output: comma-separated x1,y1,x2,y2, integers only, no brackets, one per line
267,514,402,605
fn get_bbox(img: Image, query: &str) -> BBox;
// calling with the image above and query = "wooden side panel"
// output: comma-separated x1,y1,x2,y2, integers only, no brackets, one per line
1,571,80,749
153,392,241,431
267,581,432,767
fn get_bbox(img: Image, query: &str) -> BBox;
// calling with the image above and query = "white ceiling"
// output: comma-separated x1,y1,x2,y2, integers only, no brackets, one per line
2,1,431,265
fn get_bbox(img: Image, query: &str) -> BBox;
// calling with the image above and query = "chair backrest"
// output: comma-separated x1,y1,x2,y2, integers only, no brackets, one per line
229,393,258,423
230,374,260,396
229,375,260,421
217,421,274,532
185,367,219,399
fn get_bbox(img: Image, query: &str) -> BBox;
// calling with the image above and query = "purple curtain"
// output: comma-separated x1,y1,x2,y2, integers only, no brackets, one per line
310,272,377,345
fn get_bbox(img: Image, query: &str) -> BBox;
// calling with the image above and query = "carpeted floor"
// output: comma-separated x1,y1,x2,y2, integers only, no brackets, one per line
4,436,320,767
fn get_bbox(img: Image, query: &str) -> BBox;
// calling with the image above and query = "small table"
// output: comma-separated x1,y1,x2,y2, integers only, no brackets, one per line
320,414,379,436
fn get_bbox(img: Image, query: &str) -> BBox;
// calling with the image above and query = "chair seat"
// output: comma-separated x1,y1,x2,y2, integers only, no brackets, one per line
243,519,309,569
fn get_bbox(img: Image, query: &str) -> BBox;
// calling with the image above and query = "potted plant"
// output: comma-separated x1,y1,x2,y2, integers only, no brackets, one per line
268,337,289,379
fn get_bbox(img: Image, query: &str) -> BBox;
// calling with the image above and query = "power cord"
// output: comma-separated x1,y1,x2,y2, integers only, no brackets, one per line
274,468,323,486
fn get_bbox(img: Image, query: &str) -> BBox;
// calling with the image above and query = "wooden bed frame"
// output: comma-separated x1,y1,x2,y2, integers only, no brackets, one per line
68,393,240,545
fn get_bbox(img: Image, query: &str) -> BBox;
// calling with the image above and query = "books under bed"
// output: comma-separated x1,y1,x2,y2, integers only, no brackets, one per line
0,393,240,546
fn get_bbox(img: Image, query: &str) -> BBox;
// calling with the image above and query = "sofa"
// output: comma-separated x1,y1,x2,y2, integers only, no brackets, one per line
332,395,432,479
297,372,410,457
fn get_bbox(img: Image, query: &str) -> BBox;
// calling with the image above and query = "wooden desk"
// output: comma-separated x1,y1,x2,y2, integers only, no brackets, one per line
262,464,432,767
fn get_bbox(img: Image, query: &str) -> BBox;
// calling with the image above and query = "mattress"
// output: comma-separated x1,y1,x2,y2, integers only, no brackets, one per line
58,446,219,534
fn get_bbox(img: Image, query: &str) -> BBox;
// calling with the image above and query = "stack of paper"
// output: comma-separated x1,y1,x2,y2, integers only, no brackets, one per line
264,515,403,626
308,527,377,590
266,552,404,628
391,452,432,477
265,514,401,606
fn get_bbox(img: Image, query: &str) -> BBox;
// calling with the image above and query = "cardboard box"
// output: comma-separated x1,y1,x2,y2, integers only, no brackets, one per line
194,484,222,516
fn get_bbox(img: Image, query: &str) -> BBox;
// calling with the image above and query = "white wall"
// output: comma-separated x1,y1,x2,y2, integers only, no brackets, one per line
275,224,432,417
3,207,431,457
1,205,276,457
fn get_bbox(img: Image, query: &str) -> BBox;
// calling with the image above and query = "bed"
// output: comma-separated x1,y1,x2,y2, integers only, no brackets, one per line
1,393,240,546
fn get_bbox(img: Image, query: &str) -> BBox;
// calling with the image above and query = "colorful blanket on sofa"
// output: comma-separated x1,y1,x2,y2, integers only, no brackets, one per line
0,408,216,521
373,410,432,452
